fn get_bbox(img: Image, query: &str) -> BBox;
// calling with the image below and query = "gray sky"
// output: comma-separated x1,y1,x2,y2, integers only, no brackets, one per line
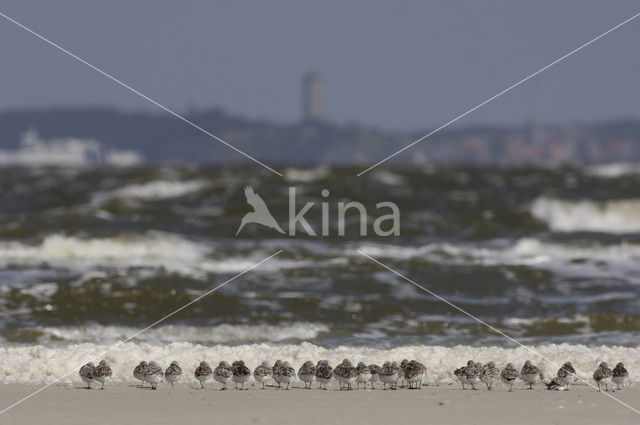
1,1,639,130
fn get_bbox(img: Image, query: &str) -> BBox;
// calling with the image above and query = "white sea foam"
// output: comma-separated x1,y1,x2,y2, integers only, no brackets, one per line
92,179,208,203
357,238,640,283
0,233,296,276
531,197,640,233
20,323,328,345
284,165,330,183
358,238,640,267
0,342,637,386
586,162,640,178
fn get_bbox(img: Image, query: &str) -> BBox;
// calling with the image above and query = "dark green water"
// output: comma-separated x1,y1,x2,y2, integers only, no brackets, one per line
1,163,639,347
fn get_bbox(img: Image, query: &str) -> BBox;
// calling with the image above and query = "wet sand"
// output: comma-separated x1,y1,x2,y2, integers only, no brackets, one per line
0,382,638,425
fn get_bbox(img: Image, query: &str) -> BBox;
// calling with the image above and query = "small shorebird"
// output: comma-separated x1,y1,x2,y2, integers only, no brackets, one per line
368,364,381,389
593,362,612,392
236,186,285,235
79,362,97,389
556,362,576,390
231,360,251,390
612,362,629,390
356,362,372,389
454,360,474,390
379,361,400,390
297,361,316,389
278,361,296,390
144,361,163,390
334,359,357,390
403,360,426,389
272,360,283,388
465,361,483,390
520,360,542,389
194,361,212,389
399,359,409,388
481,362,500,390
500,363,520,392
315,360,333,390
95,360,112,390
546,377,567,391
253,361,273,389
214,361,233,390
133,361,148,387
164,360,182,388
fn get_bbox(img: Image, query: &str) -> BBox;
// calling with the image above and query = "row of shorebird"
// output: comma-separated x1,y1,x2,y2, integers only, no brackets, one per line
78,358,630,392
455,360,629,392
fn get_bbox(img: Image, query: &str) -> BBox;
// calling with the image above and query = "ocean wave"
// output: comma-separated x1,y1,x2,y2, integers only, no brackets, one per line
356,238,640,284
0,233,296,276
7,323,329,345
358,238,640,266
92,179,208,203
0,342,637,385
586,162,640,178
531,197,640,233
284,165,330,183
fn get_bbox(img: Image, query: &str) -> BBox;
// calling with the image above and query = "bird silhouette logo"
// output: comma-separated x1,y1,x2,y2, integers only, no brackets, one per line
236,186,285,235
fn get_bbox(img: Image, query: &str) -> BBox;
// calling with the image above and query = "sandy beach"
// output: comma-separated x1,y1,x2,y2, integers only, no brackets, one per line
1,383,638,425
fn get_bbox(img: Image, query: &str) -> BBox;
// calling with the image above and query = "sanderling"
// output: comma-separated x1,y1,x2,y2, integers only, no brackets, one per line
95,360,112,390
164,360,182,388
297,360,316,389
231,360,251,390
379,361,400,390
195,361,212,389
334,359,357,390
214,361,232,390
356,362,372,389
315,360,333,390
545,377,566,391
454,360,473,390
253,361,273,389
556,362,576,390
593,361,613,392
465,361,483,390
368,364,381,389
144,361,163,390
399,359,409,388
612,362,629,390
133,361,147,387
79,362,97,389
272,360,283,388
500,362,520,392
481,361,500,390
404,360,426,389
278,361,296,390
520,360,542,390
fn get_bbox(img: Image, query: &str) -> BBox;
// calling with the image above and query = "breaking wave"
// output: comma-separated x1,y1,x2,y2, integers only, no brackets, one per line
0,233,296,276
530,197,640,233
92,179,208,203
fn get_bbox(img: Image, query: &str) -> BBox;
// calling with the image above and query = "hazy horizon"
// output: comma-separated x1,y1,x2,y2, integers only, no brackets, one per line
1,1,639,132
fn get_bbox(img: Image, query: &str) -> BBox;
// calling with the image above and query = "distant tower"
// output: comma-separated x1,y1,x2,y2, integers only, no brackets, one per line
302,71,324,122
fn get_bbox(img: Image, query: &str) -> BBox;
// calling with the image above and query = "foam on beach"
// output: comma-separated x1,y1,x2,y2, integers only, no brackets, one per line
0,342,637,386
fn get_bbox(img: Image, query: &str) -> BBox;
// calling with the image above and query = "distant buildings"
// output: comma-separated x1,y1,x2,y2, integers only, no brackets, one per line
302,71,324,122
